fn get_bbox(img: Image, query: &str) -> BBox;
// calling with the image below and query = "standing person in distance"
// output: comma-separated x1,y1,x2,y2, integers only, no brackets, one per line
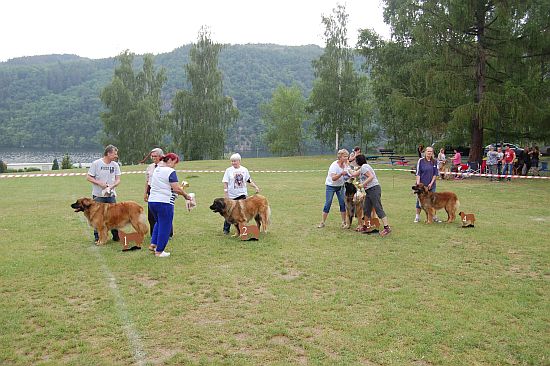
86,144,121,244
144,148,172,238
502,144,516,181
317,149,350,229
414,146,442,223
485,145,499,182
348,146,362,169
222,153,260,235
148,153,192,257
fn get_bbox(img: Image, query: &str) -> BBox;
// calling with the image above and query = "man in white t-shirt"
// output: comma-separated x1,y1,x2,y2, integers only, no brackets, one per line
86,144,121,244
221,153,260,235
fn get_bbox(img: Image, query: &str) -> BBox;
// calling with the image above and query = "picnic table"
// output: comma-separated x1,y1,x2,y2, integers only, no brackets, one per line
378,148,395,156
389,155,409,165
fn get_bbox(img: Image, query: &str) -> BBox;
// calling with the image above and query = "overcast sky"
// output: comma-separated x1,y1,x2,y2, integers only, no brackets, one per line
1,0,390,62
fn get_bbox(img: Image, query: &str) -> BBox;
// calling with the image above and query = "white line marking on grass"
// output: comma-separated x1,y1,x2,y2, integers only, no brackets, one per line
76,215,147,365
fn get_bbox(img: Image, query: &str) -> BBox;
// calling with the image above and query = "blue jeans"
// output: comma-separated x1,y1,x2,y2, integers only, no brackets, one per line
502,163,513,180
323,185,345,213
148,202,174,253
92,196,119,242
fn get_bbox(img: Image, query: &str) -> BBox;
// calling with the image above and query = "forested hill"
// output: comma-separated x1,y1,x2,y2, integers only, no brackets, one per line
0,44,324,151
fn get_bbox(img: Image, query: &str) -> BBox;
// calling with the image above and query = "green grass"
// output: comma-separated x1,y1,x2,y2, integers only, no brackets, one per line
1,156,549,365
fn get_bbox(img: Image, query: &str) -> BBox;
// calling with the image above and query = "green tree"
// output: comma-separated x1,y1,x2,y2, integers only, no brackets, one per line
100,51,167,164
61,154,71,169
261,85,307,156
171,27,239,160
308,4,363,151
358,0,550,161
52,158,59,170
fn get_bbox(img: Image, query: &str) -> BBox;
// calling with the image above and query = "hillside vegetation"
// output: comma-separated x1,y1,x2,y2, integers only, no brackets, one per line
0,45,326,151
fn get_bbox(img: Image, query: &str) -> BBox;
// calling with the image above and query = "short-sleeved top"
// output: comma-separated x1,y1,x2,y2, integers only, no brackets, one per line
149,166,178,205
359,163,379,190
486,150,498,165
325,161,347,187
416,157,439,188
452,152,462,165
146,163,157,186
88,158,121,197
504,149,515,163
222,166,251,199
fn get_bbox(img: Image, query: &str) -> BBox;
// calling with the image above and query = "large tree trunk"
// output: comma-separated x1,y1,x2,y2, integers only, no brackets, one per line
470,7,487,163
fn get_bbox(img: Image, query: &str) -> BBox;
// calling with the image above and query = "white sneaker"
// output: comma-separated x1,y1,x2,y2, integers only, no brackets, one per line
433,217,442,223
413,217,420,223
156,251,170,258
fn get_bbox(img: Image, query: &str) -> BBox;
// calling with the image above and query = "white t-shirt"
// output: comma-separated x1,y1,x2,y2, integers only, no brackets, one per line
325,161,347,187
145,163,156,186
88,158,121,197
222,166,251,199
359,164,379,190
149,166,178,205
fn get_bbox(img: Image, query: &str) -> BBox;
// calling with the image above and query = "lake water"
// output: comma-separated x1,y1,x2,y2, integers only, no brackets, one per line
0,148,102,164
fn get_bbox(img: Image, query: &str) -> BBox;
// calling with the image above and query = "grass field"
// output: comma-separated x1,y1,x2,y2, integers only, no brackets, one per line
1,156,549,365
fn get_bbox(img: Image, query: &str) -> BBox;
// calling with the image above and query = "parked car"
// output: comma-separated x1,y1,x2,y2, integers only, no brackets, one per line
444,146,470,157
540,146,550,157
483,143,524,156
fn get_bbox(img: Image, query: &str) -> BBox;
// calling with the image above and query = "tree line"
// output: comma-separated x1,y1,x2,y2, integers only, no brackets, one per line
2,1,548,164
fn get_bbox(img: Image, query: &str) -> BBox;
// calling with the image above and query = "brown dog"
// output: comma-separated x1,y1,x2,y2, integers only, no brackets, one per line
459,212,475,227
71,198,148,246
344,181,365,229
209,194,271,235
438,160,452,180
411,183,459,223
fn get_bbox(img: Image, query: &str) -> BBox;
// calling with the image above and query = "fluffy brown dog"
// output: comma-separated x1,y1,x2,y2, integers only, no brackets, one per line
71,198,148,246
438,160,452,180
344,181,365,229
209,194,271,234
411,183,459,223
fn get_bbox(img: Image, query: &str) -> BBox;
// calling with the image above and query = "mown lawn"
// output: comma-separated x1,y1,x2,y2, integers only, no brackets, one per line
0,156,548,365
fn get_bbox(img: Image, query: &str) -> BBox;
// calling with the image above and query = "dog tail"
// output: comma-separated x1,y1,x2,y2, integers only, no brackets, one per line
456,199,460,211
268,205,272,226
135,212,149,236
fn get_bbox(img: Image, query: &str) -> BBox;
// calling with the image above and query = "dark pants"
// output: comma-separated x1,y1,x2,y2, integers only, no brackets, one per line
92,196,119,242
223,195,246,233
363,185,386,219
148,206,173,237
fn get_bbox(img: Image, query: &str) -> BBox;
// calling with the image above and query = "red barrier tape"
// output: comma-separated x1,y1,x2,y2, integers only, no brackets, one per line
1,168,548,179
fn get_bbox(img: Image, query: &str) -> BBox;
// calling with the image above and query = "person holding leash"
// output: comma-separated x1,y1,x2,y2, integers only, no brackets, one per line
414,146,441,223
148,153,192,257
221,153,260,235
86,144,121,244
351,154,392,236
317,149,349,229
144,147,173,238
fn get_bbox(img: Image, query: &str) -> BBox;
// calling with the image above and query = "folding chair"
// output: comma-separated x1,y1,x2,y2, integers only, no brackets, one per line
466,161,481,177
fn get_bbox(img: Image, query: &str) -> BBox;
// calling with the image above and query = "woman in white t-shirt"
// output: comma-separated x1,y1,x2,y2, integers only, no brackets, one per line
148,153,192,257
317,149,350,228
221,153,260,235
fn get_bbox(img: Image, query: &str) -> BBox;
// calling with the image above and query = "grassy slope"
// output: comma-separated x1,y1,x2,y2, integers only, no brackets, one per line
0,156,548,365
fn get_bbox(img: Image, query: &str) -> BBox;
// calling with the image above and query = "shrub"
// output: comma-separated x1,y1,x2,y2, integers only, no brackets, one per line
61,154,72,169
0,160,7,173
52,158,59,170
